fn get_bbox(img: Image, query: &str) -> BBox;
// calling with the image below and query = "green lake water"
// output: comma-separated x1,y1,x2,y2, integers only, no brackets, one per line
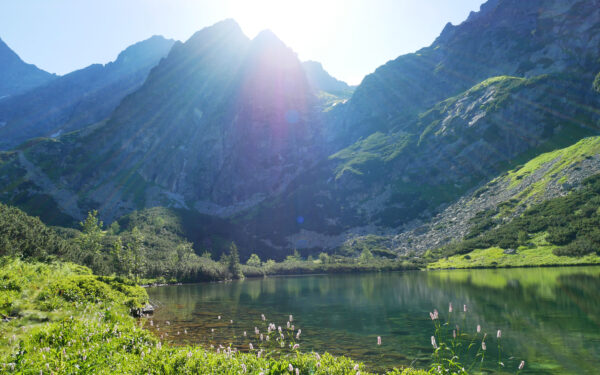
146,267,600,374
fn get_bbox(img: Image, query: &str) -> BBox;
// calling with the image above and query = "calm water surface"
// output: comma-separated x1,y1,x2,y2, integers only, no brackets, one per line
146,267,600,374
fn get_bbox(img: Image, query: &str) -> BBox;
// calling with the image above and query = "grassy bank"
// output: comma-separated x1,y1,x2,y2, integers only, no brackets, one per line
429,245,600,269
0,258,426,374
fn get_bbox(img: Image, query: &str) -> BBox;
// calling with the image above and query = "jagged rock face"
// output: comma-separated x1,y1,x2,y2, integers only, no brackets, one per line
331,0,600,146
0,38,55,99
210,31,320,205
0,36,175,150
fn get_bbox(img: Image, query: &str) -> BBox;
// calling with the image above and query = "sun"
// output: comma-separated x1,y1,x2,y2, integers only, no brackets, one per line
225,0,345,55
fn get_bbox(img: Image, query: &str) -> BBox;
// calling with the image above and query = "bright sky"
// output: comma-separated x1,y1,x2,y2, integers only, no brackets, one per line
1,0,485,85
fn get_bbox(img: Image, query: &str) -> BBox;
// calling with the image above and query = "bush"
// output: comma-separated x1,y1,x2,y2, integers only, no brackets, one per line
0,203,74,259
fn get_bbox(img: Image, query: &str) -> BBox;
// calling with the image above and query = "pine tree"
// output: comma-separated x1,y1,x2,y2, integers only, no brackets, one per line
228,242,244,279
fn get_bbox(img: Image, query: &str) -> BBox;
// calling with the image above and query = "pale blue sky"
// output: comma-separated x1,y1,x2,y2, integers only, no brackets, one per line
1,0,485,85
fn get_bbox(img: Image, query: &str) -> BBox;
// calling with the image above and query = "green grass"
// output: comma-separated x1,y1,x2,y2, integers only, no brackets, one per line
330,132,413,179
428,245,600,269
505,136,600,190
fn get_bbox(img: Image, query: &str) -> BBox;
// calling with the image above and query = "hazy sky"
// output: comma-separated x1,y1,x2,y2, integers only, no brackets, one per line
1,0,485,85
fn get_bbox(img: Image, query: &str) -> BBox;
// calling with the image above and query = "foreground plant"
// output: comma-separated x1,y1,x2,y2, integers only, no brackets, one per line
428,303,526,374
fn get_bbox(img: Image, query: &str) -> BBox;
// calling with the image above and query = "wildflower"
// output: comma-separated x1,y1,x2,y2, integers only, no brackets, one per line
453,330,456,339
261,314,266,321
243,331,247,337
230,320,233,324
211,329,215,333
463,304,467,312
430,309,439,320
241,363,247,373
260,334,264,341
218,316,221,320
166,321,170,325
296,368,299,375
519,360,525,370
289,314,293,322
255,327,259,335
291,324,295,331
292,344,299,350
289,364,294,372
354,364,360,371
431,336,438,349
497,330,502,338
482,341,486,351
449,302,453,313
287,321,290,329
296,329,301,339
258,349,263,358
249,343,253,350
278,326,282,333
187,351,192,358
477,324,481,333
315,352,321,360
377,336,382,345
184,329,187,334
316,362,321,368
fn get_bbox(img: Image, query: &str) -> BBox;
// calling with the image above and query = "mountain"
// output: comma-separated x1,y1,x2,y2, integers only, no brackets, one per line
302,60,353,95
0,37,55,99
0,21,322,223
1,0,600,259
0,35,175,149
330,0,600,145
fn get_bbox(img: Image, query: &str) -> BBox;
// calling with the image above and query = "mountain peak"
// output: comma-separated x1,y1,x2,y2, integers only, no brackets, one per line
113,35,175,68
186,18,245,44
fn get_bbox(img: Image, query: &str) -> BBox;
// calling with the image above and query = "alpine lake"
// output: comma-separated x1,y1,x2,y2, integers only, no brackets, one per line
145,267,600,374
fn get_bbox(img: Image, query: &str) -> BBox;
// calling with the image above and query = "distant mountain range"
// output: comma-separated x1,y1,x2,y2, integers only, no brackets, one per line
0,36,175,149
0,0,599,261
0,37,55,99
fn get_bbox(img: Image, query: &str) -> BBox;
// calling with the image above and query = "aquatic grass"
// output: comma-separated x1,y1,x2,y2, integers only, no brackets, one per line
427,303,526,375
